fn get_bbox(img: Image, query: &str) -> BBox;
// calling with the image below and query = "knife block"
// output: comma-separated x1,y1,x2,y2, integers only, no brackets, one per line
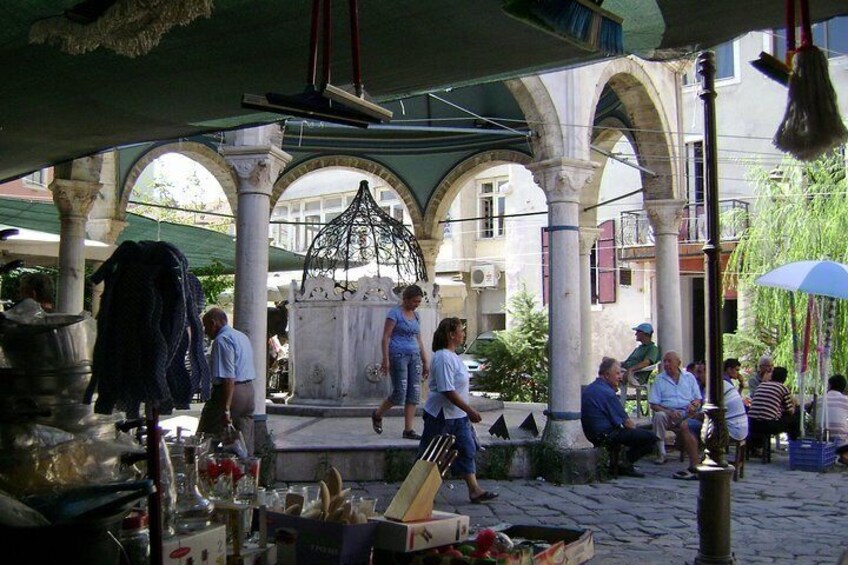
384,460,442,522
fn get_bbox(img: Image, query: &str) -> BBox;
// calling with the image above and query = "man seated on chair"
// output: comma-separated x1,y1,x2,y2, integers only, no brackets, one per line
815,374,848,465
747,366,797,453
649,351,702,477
620,322,661,408
582,357,656,478
721,358,749,444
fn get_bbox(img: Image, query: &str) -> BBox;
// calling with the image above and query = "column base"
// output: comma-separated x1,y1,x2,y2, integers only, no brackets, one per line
694,464,735,565
535,419,598,484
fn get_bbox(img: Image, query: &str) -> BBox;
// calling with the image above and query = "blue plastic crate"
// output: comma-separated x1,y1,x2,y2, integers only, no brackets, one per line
788,439,837,471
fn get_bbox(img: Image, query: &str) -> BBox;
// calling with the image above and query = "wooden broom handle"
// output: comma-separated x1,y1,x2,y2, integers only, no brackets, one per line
799,0,812,48
785,0,796,61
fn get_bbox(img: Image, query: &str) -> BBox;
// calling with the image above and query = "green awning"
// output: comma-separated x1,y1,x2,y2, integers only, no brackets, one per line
0,198,305,273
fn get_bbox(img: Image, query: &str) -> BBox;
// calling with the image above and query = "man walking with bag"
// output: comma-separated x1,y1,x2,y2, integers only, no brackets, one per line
198,307,256,456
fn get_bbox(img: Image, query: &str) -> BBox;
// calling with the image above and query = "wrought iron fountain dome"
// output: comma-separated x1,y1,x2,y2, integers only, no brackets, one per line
301,180,427,292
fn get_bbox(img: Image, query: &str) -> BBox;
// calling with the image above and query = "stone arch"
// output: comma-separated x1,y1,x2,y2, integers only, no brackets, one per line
504,76,564,162
273,155,424,236
121,141,238,217
587,58,678,201
581,115,633,227
422,149,532,241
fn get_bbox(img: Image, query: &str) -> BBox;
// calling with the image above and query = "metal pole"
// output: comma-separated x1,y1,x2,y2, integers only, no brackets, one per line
695,51,735,565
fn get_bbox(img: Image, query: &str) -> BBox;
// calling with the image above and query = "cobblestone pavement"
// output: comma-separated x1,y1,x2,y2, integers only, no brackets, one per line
282,448,848,564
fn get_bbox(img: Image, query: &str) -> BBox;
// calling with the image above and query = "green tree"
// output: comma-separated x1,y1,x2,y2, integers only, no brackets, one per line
192,260,234,306
727,150,848,387
476,289,549,402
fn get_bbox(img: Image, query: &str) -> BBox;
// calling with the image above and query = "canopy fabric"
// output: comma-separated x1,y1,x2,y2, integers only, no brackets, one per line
0,198,305,273
2,1,847,182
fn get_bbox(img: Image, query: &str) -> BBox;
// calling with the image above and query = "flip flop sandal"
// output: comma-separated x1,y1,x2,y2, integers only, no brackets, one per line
371,411,383,434
673,470,698,481
470,491,499,504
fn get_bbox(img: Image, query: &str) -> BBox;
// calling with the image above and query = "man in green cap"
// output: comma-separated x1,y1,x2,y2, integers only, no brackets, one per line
620,322,660,409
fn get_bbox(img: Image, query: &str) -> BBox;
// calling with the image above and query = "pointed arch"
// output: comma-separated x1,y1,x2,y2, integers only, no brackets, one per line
121,141,238,217
422,149,532,241
504,76,564,161
587,58,679,202
273,155,423,236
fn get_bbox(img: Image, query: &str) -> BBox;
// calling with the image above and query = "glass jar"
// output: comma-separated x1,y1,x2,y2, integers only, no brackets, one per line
119,511,150,565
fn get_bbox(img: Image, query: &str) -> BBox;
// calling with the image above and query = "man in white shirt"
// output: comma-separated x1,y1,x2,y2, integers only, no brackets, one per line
817,374,848,465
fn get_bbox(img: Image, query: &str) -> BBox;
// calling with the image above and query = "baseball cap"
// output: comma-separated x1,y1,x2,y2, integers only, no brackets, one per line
632,322,653,334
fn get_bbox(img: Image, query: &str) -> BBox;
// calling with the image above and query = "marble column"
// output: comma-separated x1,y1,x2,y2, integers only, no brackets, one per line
86,218,128,316
528,157,597,450
221,133,291,422
50,173,103,314
578,227,601,384
416,238,442,283
646,199,686,356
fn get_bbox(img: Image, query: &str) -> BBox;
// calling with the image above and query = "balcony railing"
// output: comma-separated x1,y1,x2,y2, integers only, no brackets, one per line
619,199,750,247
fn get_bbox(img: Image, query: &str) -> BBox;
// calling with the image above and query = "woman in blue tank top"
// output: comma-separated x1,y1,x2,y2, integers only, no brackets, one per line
371,284,429,439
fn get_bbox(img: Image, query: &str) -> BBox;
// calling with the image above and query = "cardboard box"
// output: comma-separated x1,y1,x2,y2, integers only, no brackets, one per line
371,511,470,553
265,510,377,565
499,525,594,565
163,524,227,565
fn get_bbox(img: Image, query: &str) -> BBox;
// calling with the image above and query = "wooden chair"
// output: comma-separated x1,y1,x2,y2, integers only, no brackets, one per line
729,439,746,481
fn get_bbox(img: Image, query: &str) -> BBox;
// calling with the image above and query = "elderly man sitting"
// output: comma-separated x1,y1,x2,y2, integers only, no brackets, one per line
649,351,703,478
582,357,656,477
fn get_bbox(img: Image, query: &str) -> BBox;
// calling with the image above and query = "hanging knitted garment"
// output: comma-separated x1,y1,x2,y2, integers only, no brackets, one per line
87,241,210,414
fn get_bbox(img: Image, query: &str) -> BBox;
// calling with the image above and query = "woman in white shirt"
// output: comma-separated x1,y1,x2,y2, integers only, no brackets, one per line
418,317,498,503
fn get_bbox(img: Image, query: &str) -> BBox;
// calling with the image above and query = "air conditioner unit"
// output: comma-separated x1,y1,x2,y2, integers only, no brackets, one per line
470,264,498,288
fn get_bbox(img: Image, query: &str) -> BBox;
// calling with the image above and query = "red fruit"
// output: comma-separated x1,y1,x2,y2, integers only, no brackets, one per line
444,549,463,558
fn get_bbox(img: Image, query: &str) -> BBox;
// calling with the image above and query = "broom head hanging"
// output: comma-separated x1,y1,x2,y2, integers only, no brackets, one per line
774,45,847,161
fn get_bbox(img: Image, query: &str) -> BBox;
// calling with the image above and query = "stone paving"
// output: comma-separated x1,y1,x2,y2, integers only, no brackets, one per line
281,448,848,564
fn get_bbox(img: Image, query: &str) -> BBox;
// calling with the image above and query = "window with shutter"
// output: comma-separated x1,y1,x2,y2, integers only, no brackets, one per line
541,227,549,306
595,219,616,304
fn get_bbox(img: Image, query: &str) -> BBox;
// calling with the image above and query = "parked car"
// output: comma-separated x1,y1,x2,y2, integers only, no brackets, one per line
459,331,496,389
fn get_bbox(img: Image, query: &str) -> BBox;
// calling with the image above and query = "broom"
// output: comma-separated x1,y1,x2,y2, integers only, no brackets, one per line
502,0,623,55
773,0,848,161
750,0,794,86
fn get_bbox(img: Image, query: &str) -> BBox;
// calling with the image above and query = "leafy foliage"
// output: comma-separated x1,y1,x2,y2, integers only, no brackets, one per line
191,259,233,306
727,150,848,390
476,289,549,402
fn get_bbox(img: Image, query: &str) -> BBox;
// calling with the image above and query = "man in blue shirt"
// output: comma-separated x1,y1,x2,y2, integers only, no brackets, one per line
198,307,257,455
582,357,656,477
649,351,702,476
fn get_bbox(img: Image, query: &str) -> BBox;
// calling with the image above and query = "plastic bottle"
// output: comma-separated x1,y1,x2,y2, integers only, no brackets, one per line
119,511,150,565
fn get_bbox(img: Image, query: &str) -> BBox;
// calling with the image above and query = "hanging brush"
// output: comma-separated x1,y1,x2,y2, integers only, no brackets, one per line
502,0,623,55
773,0,848,161
750,0,794,86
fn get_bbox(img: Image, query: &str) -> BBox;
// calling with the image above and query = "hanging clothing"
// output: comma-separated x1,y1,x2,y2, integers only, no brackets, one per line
87,241,210,415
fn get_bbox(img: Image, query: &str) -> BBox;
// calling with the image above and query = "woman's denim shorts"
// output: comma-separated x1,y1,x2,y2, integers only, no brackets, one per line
388,352,422,405
418,410,477,476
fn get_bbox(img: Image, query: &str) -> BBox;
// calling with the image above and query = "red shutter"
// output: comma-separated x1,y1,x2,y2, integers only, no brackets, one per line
541,227,549,306
597,219,616,304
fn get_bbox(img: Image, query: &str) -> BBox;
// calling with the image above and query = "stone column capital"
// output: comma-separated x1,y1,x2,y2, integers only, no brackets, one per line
645,199,687,236
526,157,598,205
50,178,101,218
221,145,292,197
86,218,129,244
416,238,442,259
578,226,602,256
